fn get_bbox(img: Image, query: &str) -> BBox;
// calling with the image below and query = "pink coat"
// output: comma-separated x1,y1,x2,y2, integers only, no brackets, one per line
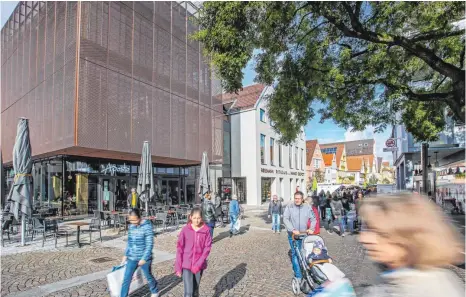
175,223,212,274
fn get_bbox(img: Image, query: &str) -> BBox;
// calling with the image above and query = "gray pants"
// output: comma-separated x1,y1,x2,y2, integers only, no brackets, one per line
182,269,202,297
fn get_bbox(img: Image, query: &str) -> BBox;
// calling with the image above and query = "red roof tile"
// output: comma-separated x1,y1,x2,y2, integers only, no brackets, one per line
222,84,266,111
322,153,334,167
306,140,318,165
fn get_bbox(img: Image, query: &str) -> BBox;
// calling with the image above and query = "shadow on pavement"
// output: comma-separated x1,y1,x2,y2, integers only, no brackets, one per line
212,263,247,297
131,273,182,296
212,224,251,244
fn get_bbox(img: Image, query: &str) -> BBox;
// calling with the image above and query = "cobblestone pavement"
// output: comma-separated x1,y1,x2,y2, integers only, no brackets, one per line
2,208,464,297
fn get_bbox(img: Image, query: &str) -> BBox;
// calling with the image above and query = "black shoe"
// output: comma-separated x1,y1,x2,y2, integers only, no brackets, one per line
229,231,233,238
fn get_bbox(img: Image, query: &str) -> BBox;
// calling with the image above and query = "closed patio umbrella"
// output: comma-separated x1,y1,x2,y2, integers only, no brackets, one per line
137,141,155,214
198,151,210,202
5,118,33,246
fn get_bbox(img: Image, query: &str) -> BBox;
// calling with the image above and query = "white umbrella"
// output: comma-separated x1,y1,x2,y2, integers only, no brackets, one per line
137,141,155,214
5,118,33,246
198,151,210,201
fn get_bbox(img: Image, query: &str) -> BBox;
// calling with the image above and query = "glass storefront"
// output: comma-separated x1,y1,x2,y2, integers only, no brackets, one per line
4,156,206,217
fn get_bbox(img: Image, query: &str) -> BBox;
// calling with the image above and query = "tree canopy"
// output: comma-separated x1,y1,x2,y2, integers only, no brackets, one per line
194,2,465,143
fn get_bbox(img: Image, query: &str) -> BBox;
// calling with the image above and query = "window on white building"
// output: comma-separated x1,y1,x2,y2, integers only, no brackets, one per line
289,146,293,168
279,145,283,167
260,109,266,122
260,134,266,164
270,138,275,166
295,146,298,169
301,148,304,170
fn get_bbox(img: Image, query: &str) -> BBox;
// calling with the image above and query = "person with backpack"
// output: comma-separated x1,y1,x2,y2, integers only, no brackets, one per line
331,196,346,237
175,208,212,297
268,195,283,234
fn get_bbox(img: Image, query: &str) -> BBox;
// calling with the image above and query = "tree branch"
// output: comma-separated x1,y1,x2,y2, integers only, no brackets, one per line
290,11,313,41
295,21,329,47
410,29,464,42
291,2,312,20
351,49,369,59
434,76,447,92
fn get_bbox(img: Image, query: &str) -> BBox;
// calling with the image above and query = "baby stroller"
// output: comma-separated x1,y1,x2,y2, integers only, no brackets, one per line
291,234,345,295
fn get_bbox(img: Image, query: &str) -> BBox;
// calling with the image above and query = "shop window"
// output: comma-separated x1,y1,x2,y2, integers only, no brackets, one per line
279,144,283,167
289,145,293,168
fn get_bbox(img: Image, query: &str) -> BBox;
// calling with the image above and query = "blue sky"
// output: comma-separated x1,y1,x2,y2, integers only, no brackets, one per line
1,1,392,161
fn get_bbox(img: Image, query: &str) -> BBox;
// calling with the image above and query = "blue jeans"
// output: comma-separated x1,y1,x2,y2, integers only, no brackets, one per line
287,233,303,279
347,218,355,233
338,216,346,234
272,214,280,231
206,221,215,240
229,214,238,233
120,259,158,297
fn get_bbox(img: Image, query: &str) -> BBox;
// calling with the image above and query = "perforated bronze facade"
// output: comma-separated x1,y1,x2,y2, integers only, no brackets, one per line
1,1,224,165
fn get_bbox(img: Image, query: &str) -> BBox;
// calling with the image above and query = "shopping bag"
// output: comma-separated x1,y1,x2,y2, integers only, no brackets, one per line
307,277,356,297
107,264,144,297
234,218,241,232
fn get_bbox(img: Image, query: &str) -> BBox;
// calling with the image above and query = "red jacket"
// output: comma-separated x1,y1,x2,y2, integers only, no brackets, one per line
175,223,212,274
308,206,320,234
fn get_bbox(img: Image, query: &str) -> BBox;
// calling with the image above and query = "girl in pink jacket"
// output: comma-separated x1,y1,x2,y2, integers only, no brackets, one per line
175,208,212,297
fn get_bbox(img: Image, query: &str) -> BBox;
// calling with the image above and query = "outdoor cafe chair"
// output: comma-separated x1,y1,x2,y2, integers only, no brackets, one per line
85,219,102,244
116,215,127,235
153,213,168,233
32,218,68,247
1,216,12,247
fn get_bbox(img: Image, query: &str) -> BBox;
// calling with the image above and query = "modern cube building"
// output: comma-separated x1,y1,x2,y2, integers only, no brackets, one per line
1,2,225,215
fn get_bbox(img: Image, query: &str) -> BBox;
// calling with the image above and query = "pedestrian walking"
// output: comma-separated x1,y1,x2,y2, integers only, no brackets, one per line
229,195,240,237
310,196,321,235
175,208,212,297
319,190,327,221
214,192,225,227
346,203,357,234
323,197,334,234
359,194,464,297
201,192,216,241
120,208,159,297
268,195,283,234
331,197,346,236
283,191,317,281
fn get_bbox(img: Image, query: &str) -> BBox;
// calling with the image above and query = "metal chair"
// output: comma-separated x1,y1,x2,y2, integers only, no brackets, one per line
153,213,168,233
1,216,12,247
86,219,102,244
116,215,127,235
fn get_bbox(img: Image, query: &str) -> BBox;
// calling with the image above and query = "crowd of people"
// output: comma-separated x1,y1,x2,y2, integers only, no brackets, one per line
116,188,464,297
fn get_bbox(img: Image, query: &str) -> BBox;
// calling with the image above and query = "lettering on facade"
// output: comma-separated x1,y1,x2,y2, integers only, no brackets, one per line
100,163,130,176
261,168,274,174
276,169,288,175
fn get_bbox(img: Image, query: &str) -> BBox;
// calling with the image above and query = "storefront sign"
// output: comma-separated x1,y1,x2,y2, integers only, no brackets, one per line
261,168,304,177
100,163,130,176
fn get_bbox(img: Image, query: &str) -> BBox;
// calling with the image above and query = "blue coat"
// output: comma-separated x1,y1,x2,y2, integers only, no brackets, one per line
229,199,240,215
125,220,153,261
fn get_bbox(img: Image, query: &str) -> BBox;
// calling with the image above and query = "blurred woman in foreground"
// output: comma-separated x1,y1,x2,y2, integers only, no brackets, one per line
359,194,464,297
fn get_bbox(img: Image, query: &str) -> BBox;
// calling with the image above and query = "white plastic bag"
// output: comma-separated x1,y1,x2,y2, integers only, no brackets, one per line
107,264,144,297
234,218,241,232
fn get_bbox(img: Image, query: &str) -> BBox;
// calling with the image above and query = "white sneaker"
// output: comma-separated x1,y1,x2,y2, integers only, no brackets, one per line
151,294,159,297
342,233,346,237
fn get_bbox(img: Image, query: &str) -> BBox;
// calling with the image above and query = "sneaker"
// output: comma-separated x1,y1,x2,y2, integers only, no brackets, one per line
342,233,346,237
151,294,159,297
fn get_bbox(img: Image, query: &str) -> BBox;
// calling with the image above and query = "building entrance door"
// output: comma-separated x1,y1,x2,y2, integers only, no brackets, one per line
98,177,130,211
160,178,181,205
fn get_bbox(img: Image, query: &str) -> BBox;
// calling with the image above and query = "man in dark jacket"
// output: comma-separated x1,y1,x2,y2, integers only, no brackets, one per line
201,192,217,241
214,192,225,227
268,195,283,234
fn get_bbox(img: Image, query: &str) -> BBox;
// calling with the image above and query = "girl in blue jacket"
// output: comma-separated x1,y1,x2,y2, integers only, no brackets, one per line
121,208,159,297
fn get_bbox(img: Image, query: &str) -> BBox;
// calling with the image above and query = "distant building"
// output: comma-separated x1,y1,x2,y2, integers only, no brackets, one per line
226,84,306,205
306,140,325,183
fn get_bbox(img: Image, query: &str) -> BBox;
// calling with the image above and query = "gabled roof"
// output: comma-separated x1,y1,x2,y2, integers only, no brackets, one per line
346,155,375,171
306,140,318,165
322,153,335,167
221,84,266,112
320,143,345,167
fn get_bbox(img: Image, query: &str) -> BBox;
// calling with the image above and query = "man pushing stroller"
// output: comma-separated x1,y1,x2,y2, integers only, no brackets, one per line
283,191,317,282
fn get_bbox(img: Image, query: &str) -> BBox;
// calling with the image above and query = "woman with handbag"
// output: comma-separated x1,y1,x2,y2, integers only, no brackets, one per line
121,208,159,297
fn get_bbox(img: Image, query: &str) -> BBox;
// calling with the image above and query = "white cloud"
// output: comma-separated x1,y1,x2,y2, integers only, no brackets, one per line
345,126,393,163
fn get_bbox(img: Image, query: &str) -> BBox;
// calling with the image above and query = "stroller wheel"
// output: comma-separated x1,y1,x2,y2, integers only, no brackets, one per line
291,278,300,295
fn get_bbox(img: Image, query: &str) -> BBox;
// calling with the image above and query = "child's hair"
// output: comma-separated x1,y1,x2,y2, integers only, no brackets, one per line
129,208,141,218
188,207,204,225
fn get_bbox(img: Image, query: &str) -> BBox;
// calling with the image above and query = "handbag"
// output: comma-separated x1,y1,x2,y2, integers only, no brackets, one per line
234,217,241,231
107,264,144,297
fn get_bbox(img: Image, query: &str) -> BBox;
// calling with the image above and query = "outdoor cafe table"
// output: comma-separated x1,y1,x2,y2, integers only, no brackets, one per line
65,221,89,248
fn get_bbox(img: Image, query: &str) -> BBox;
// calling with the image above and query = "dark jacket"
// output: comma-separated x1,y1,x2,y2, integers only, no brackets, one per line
268,201,283,215
202,199,216,222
